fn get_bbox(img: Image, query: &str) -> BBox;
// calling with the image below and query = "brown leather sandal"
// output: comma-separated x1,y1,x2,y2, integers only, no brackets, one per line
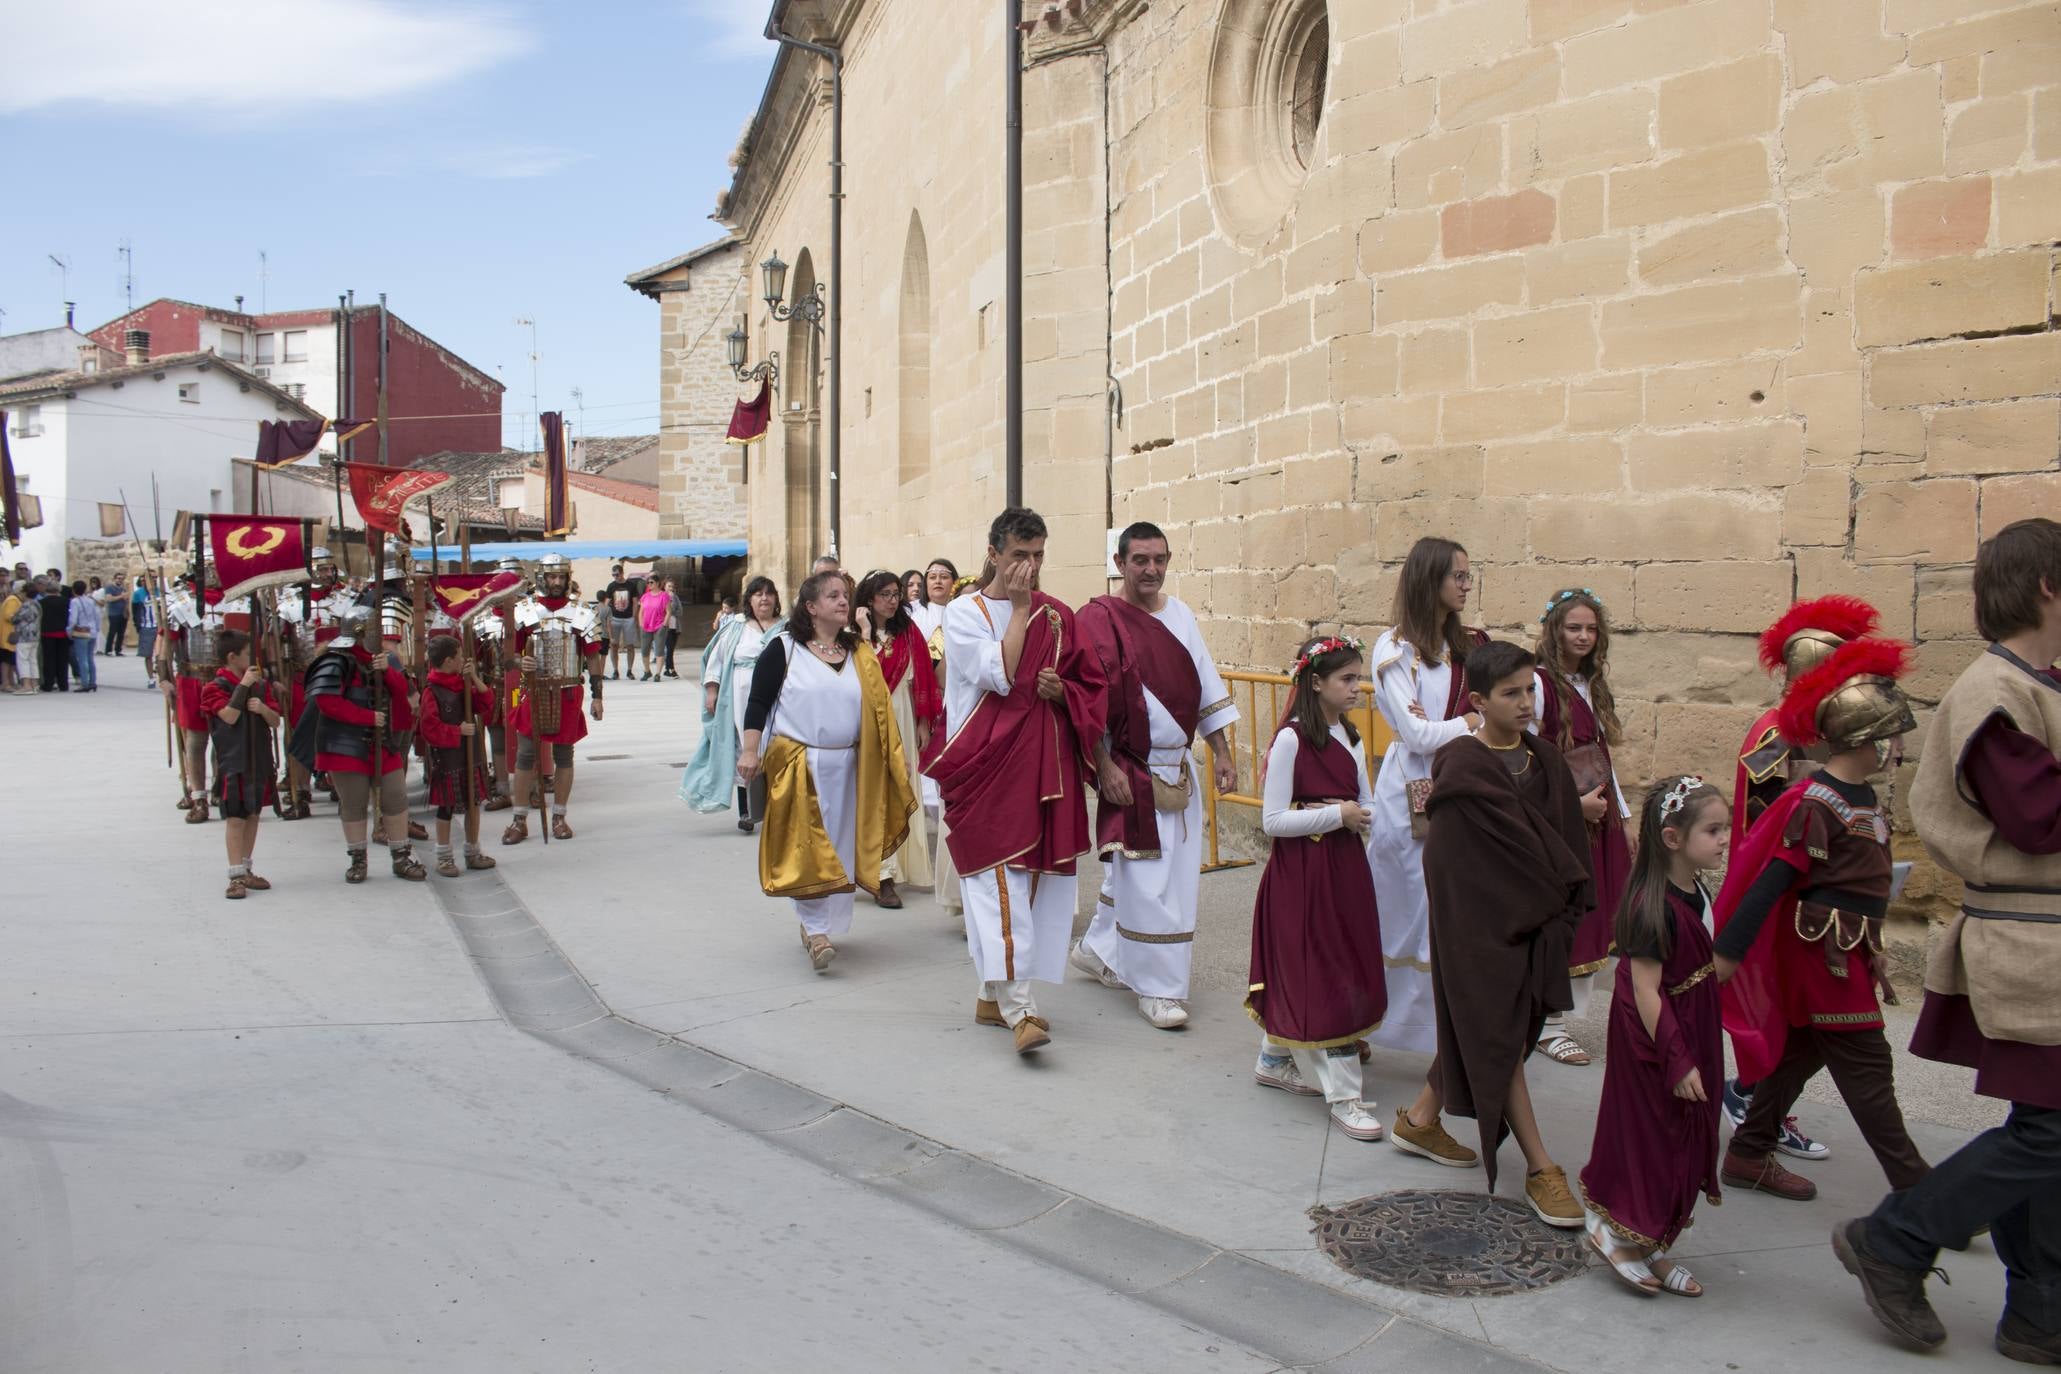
465,851,498,870
390,845,427,881
225,876,248,900
185,799,210,824
240,874,271,891
501,814,529,845
345,848,369,884
550,816,574,840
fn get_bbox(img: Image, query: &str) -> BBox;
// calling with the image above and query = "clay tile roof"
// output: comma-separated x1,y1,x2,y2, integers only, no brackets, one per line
572,434,659,474
0,350,319,418
536,465,660,512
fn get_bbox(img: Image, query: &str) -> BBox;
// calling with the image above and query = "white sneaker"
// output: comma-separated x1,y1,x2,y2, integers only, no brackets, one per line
1068,938,1127,990
1329,1101,1387,1141
1254,1054,1321,1097
1137,996,1188,1029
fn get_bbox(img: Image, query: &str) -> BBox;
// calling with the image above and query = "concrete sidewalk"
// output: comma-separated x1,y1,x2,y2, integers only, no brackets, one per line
1,675,2018,1371
495,668,2016,1373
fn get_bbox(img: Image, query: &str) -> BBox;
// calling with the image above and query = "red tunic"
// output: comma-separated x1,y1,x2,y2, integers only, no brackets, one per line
314,647,415,776
875,622,944,724
199,668,283,809
1579,884,1724,1249
510,597,601,745
1537,675,1631,976
420,669,494,808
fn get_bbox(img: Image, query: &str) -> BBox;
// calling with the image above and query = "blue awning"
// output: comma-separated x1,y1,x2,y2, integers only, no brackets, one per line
409,538,747,561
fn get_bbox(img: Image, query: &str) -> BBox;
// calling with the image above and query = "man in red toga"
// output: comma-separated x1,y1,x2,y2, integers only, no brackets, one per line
930,507,1106,1056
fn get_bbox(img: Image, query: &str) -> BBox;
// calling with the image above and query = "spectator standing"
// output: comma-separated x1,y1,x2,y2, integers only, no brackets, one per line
68,580,102,691
39,577,72,691
661,580,687,678
11,577,41,693
638,577,669,681
0,573,19,692
602,563,640,679
103,573,130,655
133,576,159,679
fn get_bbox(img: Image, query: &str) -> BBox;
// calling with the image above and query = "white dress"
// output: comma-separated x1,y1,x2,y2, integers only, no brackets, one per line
1082,597,1238,1000
765,639,865,936
905,601,947,811
706,618,780,741
1366,629,1475,1055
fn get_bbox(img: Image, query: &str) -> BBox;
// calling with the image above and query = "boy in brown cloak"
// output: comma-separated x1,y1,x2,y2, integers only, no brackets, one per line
1423,640,1593,1227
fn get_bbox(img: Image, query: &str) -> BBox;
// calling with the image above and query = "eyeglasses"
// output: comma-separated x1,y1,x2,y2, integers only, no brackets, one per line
1447,571,1474,586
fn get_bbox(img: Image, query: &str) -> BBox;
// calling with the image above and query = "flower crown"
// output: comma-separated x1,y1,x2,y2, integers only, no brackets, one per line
1290,635,1365,680
1540,587,1602,623
1658,774,1705,820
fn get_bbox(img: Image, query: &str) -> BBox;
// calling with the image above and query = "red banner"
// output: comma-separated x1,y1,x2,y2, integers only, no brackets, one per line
346,462,453,535
725,381,770,447
430,570,527,626
540,412,570,536
208,517,310,601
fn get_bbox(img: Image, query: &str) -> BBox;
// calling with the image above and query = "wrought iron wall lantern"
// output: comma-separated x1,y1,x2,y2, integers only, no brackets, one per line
726,323,779,387
760,251,826,326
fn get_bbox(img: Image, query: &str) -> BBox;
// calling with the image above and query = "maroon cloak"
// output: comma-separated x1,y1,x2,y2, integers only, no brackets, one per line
1579,884,1724,1249
1537,676,1631,976
1424,733,1592,1187
1077,594,1200,859
1245,727,1387,1047
931,590,1107,876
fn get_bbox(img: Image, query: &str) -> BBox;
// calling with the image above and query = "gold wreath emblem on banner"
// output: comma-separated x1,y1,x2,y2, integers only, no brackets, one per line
224,526,288,560
440,586,486,609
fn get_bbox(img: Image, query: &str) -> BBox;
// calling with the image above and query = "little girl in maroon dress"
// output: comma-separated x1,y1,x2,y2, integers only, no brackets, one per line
1580,776,1729,1297
1247,637,1389,1143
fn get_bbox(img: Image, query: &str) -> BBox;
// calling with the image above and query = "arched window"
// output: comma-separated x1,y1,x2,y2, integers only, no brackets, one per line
899,211,933,486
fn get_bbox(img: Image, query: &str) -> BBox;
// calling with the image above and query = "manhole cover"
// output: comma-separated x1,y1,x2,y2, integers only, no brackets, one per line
1310,1189,1590,1297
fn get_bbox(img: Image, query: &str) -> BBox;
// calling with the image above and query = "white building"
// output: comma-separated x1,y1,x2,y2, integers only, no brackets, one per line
1,347,320,575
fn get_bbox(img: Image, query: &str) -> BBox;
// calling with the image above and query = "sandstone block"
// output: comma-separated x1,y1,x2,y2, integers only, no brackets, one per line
1888,177,1991,261
1394,126,1504,208
1909,636,1980,707
1630,420,1807,492
1776,0,1908,86
1530,492,1781,562
1869,333,2061,407
1472,305,1601,385
1331,28,1403,106
1440,48,1561,129
1784,466,1853,546
1525,237,1633,305
1788,189,1890,285
1855,479,1979,562
1276,566,1341,622
1400,0,1528,83
1915,565,1978,642
1781,69,1944,194
1652,700,1764,789
2038,86,2061,159
1794,287,1861,379
1353,446,1489,502
1659,54,1783,150
1946,95,2031,176
1441,383,1568,442
1342,394,1441,448
1904,4,2061,67
1854,251,2051,347
1257,413,1312,465
1644,359,1786,427
1561,175,1608,239
1927,400,2061,476
1635,560,1794,633
1519,89,1658,181
1609,142,1771,229
1358,210,1442,275
1484,435,1624,494
1375,256,1526,324
1375,495,1529,562
1795,549,1917,635
1400,328,1472,392
1331,84,1440,166
1601,273,1803,368
1637,207,1787,286
1475,562,1634,632
1612,631,1768,705
1981,472,2061,538
1562,0,1768,97
1258,301,1313,359
1314,280,1375,340
1441,189,1557,258
1223,466,1285,519
1337,554,1403,629
1243,508,1305,569
1995,167,2061,246
1331,332,1401,397
1530,0,1634,43
1233,260,1285,320
1863,405,1930,465
1567,375,1645,432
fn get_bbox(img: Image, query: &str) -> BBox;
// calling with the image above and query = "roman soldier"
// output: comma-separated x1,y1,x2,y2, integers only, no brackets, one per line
278,546,349,818
294,600,425,882
1735,596,1882,833
504,552,605,844
200,627,283,899
160,575,243,823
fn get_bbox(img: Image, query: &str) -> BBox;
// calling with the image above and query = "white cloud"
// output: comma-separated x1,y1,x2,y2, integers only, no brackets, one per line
682,0,774,59
0,0,534,115
457,144,591,180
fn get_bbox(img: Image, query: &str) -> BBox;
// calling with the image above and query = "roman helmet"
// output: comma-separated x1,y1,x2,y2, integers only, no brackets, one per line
1772,609,1917,754
1758,595,1881,682
310,545,339,583
332,601,372,650
535,551,571,598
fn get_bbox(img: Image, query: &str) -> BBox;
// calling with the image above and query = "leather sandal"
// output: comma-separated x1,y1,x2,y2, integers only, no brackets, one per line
345,848,369,884
435,854,461,878
185,798,210,824
240,874,271,892
482,792,512,812
390,846,427,881
176,795,195,810
225,876,248,900
1538,1032,1592,1066
290,795,313,820
502,815,529,845
550,816,574,840
406,820,429,841
465,851,498,870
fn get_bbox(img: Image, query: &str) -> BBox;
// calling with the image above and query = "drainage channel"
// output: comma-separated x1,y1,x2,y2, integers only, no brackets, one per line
426,869,1550,1373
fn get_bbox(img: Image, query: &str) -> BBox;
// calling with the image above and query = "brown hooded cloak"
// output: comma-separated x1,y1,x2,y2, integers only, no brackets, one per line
1424,733,1594,1187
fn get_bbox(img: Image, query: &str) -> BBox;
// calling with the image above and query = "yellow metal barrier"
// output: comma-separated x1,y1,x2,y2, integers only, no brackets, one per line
1200,671,1395,873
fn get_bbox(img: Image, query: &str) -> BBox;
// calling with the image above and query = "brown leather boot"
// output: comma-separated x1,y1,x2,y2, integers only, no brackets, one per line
875,879,903,909
1723,1149,1818,1201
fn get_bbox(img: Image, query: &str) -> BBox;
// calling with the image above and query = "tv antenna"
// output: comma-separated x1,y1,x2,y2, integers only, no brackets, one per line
117,239,135,313
259,250,269,313
48,254,70,307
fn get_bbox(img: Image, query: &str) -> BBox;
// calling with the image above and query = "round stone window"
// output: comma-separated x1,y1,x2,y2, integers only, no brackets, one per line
1206,0,1331,246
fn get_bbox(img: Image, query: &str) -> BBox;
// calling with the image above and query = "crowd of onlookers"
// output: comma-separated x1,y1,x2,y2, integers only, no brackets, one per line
0,561,158,695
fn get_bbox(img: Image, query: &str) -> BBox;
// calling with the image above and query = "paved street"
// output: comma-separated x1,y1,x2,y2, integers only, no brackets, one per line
0,664,2018,1372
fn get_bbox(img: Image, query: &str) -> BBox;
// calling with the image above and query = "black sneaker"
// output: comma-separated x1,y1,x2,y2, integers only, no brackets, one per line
1833,1218,1947,1351
1998,1309,2061,1365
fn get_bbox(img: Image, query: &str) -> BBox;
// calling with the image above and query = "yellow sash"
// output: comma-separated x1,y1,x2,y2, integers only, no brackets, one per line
758,643,917,900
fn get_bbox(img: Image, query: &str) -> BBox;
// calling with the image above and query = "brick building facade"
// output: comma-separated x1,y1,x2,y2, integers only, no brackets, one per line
716,0,2061,922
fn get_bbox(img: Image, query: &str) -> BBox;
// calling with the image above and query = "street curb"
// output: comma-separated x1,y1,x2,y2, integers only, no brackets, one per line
426,867,1558,1374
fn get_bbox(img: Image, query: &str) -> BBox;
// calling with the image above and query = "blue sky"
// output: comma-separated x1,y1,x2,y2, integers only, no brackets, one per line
0,0,776,450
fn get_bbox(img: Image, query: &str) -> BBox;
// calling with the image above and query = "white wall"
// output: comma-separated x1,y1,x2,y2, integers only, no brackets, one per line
211,321,340,450
16,363,315,574
7,398,70,575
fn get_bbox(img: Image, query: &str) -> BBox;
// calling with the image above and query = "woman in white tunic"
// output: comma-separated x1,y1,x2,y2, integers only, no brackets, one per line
738,574,916,971
681,576,783,829
1367,537,1485,1057
853,570,941,904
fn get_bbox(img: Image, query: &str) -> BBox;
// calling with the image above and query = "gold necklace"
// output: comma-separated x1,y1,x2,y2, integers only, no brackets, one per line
1480,735,1524,751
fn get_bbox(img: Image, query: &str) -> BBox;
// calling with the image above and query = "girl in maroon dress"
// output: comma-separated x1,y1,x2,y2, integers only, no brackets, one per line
1532,588,1632,1067
1580,776,1729,1297
1247,638,1389,1143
